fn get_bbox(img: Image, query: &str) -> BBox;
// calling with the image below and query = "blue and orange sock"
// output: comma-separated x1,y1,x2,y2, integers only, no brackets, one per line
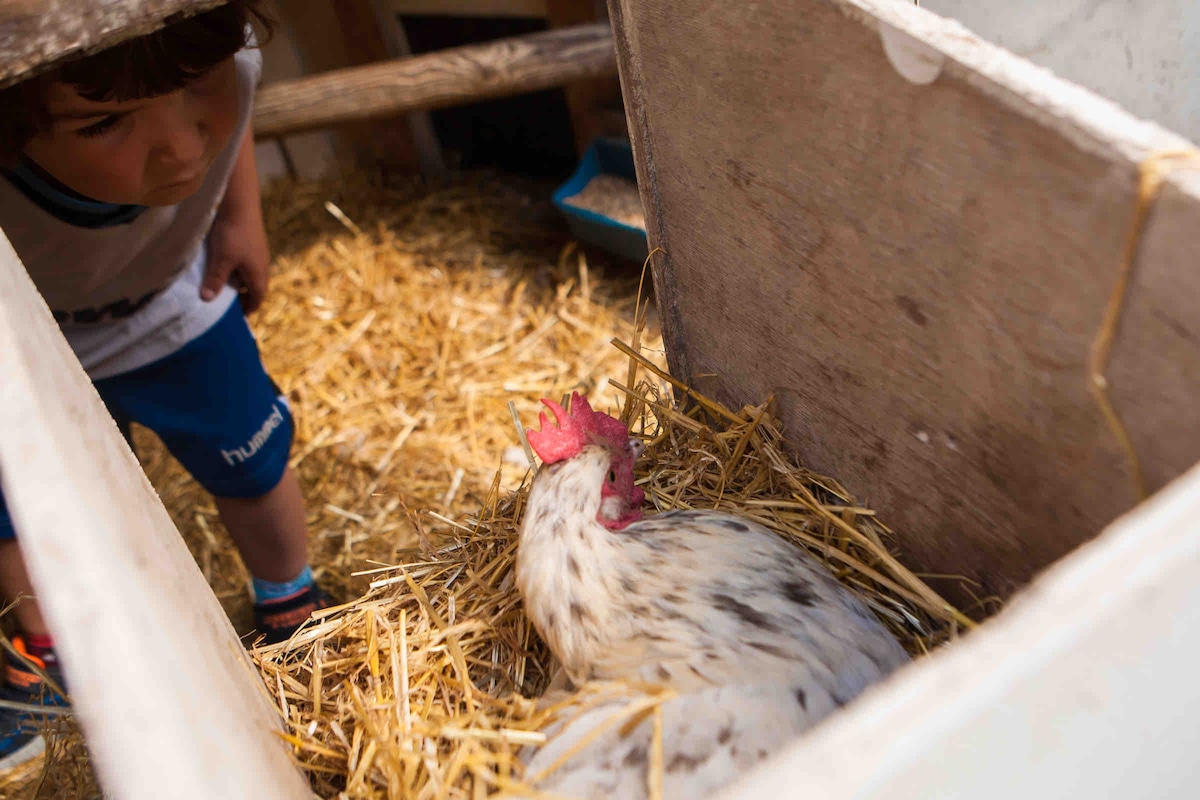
251,566,330,645
252,565,316,604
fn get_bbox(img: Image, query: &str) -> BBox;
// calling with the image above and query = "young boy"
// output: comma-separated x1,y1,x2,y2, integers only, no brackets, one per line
0,1,327,767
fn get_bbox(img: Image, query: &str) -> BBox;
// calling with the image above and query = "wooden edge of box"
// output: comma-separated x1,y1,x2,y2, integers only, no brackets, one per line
0,0,228,89
607,0,1200,604
844,0,1197,158
0,230,308,798
718,457,1200,798
612,0,1200,376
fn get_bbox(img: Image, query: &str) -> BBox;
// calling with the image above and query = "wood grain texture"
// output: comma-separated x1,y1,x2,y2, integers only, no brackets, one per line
0,230,308,797
720,458,1200,799
253,21,616,138
0,0,226,88
608,0,1200,605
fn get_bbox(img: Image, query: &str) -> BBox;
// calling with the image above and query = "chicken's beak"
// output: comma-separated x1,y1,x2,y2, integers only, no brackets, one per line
628,438,645,458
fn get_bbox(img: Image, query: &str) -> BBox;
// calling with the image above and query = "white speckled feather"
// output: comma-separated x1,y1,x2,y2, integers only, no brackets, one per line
516,432,908,798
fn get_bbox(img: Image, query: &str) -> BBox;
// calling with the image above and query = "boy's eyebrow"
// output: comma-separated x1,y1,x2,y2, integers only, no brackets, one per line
51,110,122,120
45,96,145,122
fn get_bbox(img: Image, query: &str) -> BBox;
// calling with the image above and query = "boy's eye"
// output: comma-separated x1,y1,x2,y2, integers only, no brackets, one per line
186,66,222,94
76,114,122,139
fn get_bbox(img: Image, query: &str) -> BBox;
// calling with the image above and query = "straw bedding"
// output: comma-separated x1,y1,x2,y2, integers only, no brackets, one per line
6,170,974,799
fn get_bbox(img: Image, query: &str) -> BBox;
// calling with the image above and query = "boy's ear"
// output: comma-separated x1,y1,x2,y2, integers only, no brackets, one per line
0,78,47,167
0,136,28,170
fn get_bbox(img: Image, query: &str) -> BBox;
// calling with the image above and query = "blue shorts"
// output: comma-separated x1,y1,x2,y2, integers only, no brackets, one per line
0,301,294,540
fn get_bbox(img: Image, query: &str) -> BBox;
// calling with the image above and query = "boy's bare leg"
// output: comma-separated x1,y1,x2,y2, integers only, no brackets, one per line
213,466,309,583
0,540,50,636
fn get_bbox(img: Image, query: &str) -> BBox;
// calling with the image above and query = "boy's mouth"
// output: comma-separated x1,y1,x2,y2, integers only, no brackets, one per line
164,173,201,189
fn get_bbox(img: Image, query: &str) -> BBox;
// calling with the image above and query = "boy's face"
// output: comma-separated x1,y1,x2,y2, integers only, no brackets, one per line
22,58,240,207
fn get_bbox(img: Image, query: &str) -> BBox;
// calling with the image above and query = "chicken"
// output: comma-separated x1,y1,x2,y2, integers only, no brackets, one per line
515,393,909,799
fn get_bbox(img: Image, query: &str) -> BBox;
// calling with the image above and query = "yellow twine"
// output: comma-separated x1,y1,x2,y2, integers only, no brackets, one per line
1089,148,1200,501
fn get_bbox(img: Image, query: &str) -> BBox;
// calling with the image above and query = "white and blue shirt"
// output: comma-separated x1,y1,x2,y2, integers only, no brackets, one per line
0,46,262,380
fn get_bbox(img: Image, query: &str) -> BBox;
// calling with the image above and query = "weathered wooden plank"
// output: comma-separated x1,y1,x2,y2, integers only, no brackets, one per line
608,0,1200,605
721,458,1200,799
0,0,226,88
0,229,308,797
253,21,616,138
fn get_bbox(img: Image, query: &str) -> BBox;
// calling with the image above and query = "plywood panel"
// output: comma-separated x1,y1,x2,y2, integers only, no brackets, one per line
608,0,1200,605
0,0,226,88
0,229,308,798
721,458,1200,799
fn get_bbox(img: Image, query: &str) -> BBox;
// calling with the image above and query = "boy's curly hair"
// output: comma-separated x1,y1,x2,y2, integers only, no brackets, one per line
0,0,272,164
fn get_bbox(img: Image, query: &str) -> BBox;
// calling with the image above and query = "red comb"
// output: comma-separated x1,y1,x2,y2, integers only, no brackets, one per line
525,392,630,464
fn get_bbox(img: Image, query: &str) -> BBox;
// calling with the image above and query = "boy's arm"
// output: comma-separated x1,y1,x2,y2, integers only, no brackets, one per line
202,124,271,314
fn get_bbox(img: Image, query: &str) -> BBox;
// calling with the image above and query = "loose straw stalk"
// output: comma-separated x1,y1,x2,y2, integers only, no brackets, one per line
1088,148,1200,502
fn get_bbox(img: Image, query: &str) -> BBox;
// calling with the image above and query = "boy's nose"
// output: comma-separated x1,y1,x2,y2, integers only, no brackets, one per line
152,95,208,169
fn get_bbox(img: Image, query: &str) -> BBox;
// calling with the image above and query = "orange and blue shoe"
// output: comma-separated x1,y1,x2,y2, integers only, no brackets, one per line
0,637,68,770
252,584,332,645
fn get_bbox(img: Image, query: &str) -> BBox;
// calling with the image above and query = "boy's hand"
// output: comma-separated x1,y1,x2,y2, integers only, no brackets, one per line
202,124,269,313
205,207,270,313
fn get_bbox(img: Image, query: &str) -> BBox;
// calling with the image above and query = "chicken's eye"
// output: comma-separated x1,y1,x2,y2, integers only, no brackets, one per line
607,470,617,483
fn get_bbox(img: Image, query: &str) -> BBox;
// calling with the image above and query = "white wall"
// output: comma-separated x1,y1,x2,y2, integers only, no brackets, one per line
920,0,1200,143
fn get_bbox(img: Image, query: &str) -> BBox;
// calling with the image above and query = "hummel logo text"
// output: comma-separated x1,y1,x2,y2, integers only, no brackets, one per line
221,404,285,467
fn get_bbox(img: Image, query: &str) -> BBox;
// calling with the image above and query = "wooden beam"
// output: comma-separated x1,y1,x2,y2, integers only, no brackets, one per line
0,0,227,89
0,229,309,797
607,0,1200,606
253,21,616,138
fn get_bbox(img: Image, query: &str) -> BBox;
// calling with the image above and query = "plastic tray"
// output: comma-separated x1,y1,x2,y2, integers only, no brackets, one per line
552,137,650,264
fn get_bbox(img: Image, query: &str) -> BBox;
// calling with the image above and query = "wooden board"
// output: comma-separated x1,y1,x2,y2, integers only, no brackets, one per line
254,22,616,138
0,230,308,797
607,0,1200,605
0,0,226,88
721,457,1200,799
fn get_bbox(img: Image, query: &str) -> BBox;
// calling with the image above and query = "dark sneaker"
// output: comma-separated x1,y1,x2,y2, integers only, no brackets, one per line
251,585,332,645
0,637,68,770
